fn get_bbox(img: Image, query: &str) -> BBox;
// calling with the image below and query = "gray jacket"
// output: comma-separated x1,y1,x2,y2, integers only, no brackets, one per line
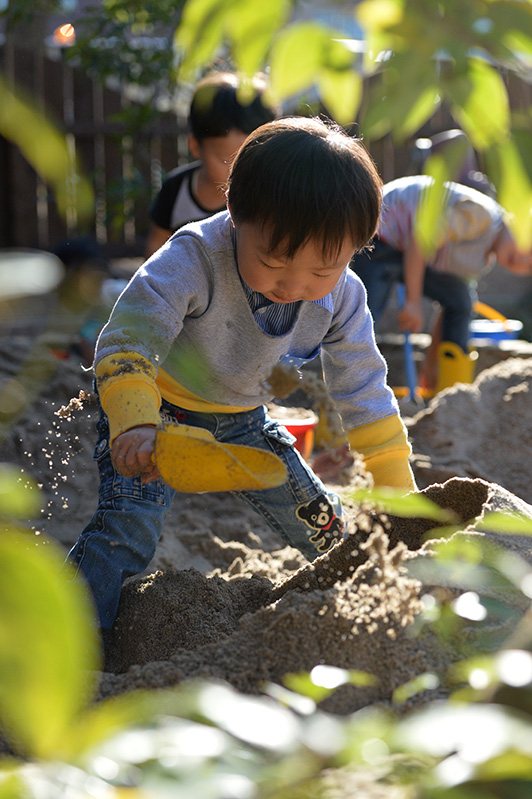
96,211,398,432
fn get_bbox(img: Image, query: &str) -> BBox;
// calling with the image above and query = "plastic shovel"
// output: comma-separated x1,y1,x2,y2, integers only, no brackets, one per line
153,423,287,493
396,284,424,407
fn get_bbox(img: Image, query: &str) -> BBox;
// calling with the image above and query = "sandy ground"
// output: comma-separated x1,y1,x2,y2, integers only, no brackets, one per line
3,336,532,729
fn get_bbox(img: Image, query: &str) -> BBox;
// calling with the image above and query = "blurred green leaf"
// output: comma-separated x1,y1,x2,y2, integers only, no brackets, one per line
0,533,100,758
318,66,362,126
489,0,532,59
407,550,493,594
282,672,336,703
339,706,396,766
176,0,289,81
198,682,301,752
163,343,211,398
175,0,228,79
361,49,440,141
393,672,440,704
349,485,456,521
269,22,331,101
511,129,532,185
0,769,25,799
284,665,378,703
357,0,404,33
413,160,448,257
479,512,532,537
395,84,440,139
0,464,40,519
270,22,361,121
448,653,497,687
395,702,532,760
228,0,289,78
0,77,94,223
446,58,510,150
477,750,532,780
59,691,157,760
486,140,532,249
429,535,486,565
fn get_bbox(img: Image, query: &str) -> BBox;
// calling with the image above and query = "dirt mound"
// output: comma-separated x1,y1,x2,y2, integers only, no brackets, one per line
100,478,532,716
408,357,532,503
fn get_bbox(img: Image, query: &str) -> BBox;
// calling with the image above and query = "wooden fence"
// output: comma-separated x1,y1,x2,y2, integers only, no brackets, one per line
0,42,188,258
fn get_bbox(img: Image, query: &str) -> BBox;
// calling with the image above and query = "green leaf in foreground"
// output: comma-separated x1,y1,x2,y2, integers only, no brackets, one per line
0,532,100,758
348,485,457,522
487,139,532,250
269,22,331,102
0,77,94,223
394,702,532,761
0,770,25,799
479,512,532,536
392,672,440,705
447,58,510,151
0,464,40,519
284,665,378,703
413,161,448,258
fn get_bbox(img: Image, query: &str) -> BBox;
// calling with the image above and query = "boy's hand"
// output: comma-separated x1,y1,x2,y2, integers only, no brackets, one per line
111,425,160,484
398,299,424,333
311,443,354,485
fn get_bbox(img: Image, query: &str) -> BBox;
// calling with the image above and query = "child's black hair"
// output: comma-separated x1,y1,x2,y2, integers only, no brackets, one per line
189,72,278,142
227,116,382,259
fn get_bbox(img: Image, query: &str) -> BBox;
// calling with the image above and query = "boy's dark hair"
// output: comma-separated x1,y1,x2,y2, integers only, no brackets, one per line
227,116,382,259
189,72,278,142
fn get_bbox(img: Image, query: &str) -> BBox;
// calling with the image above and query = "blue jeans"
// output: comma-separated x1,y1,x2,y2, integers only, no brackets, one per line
67,400,345,630
351,239,475,352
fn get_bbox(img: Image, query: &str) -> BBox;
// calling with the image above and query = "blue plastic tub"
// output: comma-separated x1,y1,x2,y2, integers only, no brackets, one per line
469,318,523,342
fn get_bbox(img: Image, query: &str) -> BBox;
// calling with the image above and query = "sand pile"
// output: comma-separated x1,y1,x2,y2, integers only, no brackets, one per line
2,338,532,716
408,357,532,501
99,477,532,714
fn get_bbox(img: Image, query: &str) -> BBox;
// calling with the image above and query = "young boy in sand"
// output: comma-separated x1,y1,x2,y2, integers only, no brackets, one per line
145,71,278,258
68,116,417,631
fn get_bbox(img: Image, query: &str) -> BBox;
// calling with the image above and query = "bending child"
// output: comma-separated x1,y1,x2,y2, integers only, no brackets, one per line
68,117,417,632
351,175,532,389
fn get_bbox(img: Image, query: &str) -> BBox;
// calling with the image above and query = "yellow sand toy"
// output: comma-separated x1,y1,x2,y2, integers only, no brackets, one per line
434,340,478,393
393,301,522,399
153,423,287,493
436,302,523,392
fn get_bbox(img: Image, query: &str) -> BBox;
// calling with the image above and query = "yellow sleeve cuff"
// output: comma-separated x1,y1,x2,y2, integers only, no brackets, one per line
95,353,162,443
347,414,417,493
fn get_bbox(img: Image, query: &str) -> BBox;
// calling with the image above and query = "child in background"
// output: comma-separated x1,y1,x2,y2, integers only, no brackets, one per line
145,71,278,257
68,116,417,632
351,176,532,389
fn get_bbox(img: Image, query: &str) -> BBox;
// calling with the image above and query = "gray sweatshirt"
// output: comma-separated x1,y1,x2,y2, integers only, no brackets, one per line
96,211,399,432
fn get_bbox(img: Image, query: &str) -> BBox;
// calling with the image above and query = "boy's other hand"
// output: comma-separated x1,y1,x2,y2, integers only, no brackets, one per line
311,443,354,485
111,425,160,484
398,299,424,333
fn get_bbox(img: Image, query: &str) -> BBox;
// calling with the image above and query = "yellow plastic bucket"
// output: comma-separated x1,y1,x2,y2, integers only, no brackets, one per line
435,341,478,393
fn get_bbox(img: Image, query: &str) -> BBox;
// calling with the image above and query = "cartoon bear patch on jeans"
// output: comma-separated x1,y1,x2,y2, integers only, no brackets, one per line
295,494,344,553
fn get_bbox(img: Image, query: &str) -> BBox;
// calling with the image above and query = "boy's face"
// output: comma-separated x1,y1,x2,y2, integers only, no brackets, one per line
232,221,355,303
189,130,248,188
